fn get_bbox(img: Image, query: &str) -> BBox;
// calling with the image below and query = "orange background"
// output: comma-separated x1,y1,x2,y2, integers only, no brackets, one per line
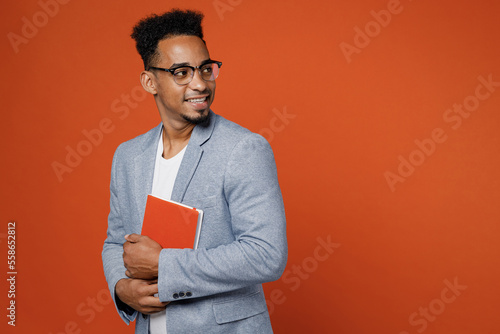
1,0,499,333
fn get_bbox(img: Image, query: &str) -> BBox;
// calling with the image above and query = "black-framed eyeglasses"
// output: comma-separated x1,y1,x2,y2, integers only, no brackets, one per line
148,60,222,85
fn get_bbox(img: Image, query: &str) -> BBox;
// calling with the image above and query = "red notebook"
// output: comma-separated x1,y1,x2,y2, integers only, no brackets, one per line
141,194,203,249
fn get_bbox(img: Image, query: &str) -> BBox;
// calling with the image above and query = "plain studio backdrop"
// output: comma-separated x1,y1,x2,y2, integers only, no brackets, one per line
1,0,499,333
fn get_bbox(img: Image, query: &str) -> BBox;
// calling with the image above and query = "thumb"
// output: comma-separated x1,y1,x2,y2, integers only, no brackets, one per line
124,233,141,242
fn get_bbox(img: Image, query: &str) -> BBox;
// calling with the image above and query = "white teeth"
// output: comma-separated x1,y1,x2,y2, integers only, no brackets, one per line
187,97,206,103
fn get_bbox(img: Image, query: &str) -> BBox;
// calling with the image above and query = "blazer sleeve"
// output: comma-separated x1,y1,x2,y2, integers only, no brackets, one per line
157,133,288,302
102,146,138,324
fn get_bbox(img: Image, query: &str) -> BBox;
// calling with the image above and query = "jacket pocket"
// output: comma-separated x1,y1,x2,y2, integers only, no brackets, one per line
212,290,267,324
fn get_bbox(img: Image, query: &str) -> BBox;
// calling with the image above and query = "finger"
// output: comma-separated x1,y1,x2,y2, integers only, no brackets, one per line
141,305,168,314
125,270,133,278
137,299,168,314
122,241,132,254
142,295,169,308
144,283,160,296
122,252,129,266
125,233,141,242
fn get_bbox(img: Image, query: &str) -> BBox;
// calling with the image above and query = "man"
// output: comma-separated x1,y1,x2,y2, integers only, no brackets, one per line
102,9,287,334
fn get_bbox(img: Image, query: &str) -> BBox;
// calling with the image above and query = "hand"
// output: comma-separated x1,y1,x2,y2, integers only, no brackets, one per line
115,278,169,314
123,234,162,279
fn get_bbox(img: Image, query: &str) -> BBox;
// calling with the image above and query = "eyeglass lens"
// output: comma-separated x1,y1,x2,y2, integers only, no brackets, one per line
173,63,220,85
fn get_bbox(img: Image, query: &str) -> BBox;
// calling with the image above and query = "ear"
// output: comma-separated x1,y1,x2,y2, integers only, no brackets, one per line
140,71,157,95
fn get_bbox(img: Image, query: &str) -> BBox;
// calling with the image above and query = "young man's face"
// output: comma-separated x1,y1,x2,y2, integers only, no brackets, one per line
151,35,216,126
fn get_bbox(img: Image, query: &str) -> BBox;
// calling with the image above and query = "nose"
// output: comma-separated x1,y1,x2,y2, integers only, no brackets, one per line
188,68,208,91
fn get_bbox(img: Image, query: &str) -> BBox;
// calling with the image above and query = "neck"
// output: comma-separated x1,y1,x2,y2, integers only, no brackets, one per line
161,123,193,159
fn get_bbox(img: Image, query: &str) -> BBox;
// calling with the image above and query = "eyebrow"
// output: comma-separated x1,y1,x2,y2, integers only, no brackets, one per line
169,59,212,69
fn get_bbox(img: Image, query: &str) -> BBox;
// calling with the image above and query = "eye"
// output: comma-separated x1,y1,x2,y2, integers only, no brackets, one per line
201,65,213,74
173,67,190,78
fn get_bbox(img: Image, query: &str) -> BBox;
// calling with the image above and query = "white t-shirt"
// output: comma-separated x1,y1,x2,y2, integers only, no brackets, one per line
149,130,186,334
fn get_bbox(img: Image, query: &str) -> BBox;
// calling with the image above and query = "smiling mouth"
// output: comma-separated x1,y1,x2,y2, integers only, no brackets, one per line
186,97,207,103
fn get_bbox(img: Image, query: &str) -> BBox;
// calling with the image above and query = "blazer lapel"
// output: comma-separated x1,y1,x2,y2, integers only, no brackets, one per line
171,111,215,203
133,123,162,227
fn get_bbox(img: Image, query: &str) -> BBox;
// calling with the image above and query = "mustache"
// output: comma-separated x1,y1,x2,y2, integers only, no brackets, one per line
184,90,211,99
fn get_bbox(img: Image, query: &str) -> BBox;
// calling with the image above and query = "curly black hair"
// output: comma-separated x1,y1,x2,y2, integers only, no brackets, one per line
131,9,205,70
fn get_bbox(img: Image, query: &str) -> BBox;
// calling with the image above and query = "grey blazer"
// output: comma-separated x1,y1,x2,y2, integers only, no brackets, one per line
102,111,287,333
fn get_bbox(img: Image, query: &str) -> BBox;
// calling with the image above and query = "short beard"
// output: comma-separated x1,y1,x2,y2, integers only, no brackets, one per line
182,111,210,125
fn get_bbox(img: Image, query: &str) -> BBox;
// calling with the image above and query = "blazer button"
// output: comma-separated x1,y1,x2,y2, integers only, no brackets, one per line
142,314,147,319
179,292,185,298
173,293,179,299
186,291,192,297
